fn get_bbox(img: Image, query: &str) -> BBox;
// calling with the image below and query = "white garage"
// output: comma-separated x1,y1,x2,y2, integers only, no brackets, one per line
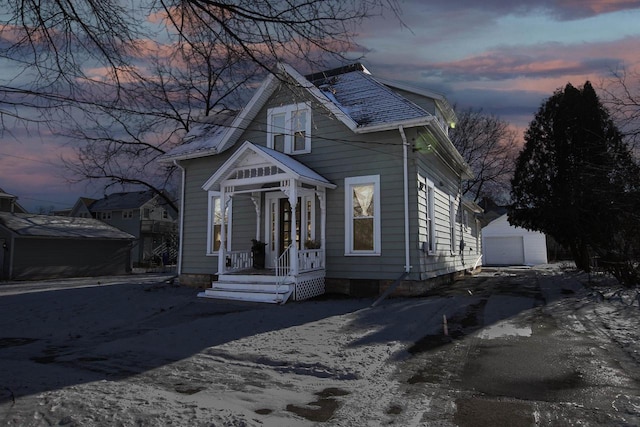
482,214,547,266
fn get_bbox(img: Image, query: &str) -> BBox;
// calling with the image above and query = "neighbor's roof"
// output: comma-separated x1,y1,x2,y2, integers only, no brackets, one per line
0,212,135,239
160,63,457,163
89,190,159,212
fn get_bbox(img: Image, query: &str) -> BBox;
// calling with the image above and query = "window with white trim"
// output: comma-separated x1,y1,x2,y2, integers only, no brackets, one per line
207,192,230,255
267,102,311,154
345,175,381,255
426,180,436,254
100,211,112,220
122,210,133,219
449,196,457,254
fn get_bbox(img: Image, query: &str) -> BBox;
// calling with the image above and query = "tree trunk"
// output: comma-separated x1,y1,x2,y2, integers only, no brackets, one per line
571,242,591,272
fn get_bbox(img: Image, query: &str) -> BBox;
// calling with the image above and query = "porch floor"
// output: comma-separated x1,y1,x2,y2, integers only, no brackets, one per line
224,268,276,276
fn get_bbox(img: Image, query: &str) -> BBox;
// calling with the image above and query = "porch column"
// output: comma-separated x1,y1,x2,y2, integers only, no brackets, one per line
316,188,327,268
286,179,299,275
217,187,231,275
250,192,261,241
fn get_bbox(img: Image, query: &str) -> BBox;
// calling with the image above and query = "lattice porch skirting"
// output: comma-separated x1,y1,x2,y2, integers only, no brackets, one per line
294,271,325,301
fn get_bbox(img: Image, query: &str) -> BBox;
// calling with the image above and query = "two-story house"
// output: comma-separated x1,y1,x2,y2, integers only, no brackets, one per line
70,190,178,266
160,63,482,303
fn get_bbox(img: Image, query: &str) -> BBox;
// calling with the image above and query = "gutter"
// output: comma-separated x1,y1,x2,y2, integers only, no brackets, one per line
399,126,412,274
173,160,186,276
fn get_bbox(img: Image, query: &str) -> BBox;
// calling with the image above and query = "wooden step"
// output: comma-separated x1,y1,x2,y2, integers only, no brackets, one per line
198,281,293,304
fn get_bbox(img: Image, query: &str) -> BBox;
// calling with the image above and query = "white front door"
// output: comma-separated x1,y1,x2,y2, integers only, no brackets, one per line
264,192,316,268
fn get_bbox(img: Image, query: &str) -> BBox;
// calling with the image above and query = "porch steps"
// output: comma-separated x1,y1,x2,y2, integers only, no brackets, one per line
198,275,294,304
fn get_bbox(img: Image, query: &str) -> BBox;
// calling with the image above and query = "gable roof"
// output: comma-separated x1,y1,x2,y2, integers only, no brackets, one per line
202,141,336,191
306,63,431,130
0,187,28,213
89,190,159,212
160,109,238,162
160,62,461,163
0,212,135,240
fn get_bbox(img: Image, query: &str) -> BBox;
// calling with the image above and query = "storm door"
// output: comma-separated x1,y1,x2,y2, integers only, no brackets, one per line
265,192,315,268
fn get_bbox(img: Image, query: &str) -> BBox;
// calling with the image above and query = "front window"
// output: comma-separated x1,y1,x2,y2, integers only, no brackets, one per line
450,196,457,254
267,102,311,154
208,192,230,255
426,181,436,254
345,175,381,255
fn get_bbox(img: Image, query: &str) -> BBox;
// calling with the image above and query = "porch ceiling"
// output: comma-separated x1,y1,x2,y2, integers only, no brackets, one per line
202,141,336,191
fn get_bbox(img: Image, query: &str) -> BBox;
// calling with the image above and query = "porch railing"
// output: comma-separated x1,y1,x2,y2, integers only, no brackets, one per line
298,249,324,272
225,249,252,272
221,246,324,275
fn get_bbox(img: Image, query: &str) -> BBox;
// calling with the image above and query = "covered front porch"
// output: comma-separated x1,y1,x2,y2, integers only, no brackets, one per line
198,141,335,303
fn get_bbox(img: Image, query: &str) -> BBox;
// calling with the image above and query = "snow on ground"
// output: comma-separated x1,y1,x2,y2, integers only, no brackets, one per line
1,266,640,426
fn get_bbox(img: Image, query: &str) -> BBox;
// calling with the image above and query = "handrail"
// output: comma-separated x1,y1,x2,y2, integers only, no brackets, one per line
275,243,294,303
276,243,293,280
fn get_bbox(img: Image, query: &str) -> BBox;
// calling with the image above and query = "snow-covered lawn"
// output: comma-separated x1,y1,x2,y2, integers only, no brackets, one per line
1,267,639,426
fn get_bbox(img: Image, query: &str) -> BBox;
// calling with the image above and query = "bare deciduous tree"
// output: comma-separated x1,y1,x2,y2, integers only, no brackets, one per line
0,0,400,205
600,67,640,150
450,108,519,203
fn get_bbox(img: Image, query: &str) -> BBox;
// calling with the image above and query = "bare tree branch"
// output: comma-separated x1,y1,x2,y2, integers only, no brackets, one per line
450,107,519,203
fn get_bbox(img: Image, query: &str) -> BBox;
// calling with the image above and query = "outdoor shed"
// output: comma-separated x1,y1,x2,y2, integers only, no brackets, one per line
482,214,548,266
0,213,135,281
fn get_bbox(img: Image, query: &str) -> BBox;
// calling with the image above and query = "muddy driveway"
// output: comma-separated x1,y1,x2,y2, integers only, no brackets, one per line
398,267,640,426
1,267,639,426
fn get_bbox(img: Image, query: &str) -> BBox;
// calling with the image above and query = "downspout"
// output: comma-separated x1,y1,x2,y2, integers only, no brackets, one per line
173,160,186,275
398,126,412,274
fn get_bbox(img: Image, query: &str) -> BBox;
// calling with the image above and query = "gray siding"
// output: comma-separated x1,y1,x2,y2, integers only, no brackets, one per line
177,81,479,282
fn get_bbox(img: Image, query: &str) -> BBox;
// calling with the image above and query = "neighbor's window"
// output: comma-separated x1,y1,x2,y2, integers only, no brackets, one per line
345,175,381,255
267,102,311,154
207,192,230,255
100,211,112,220
122,210,134,219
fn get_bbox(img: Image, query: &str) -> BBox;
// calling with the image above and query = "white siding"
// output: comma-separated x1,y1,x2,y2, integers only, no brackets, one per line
482,214,547,266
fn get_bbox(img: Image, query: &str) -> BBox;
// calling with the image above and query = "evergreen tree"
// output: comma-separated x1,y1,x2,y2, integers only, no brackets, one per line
509,81,640,281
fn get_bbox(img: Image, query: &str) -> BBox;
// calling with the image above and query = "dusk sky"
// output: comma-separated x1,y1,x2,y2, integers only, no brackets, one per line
2,0,640,212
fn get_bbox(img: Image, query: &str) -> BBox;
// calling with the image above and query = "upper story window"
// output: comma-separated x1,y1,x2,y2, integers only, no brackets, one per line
267,102,311,154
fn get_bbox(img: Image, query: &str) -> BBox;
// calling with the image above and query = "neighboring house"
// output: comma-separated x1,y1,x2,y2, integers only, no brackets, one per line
69,190,179,266
0,212,134,280
160,63,483,303
0,188,28,213
68,197,96,218
482,214,548,266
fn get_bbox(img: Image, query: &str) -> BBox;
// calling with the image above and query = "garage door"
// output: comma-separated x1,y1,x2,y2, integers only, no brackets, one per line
483,236,525,265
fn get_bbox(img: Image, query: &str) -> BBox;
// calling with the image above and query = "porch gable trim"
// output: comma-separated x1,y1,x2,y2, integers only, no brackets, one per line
202,141,336,191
